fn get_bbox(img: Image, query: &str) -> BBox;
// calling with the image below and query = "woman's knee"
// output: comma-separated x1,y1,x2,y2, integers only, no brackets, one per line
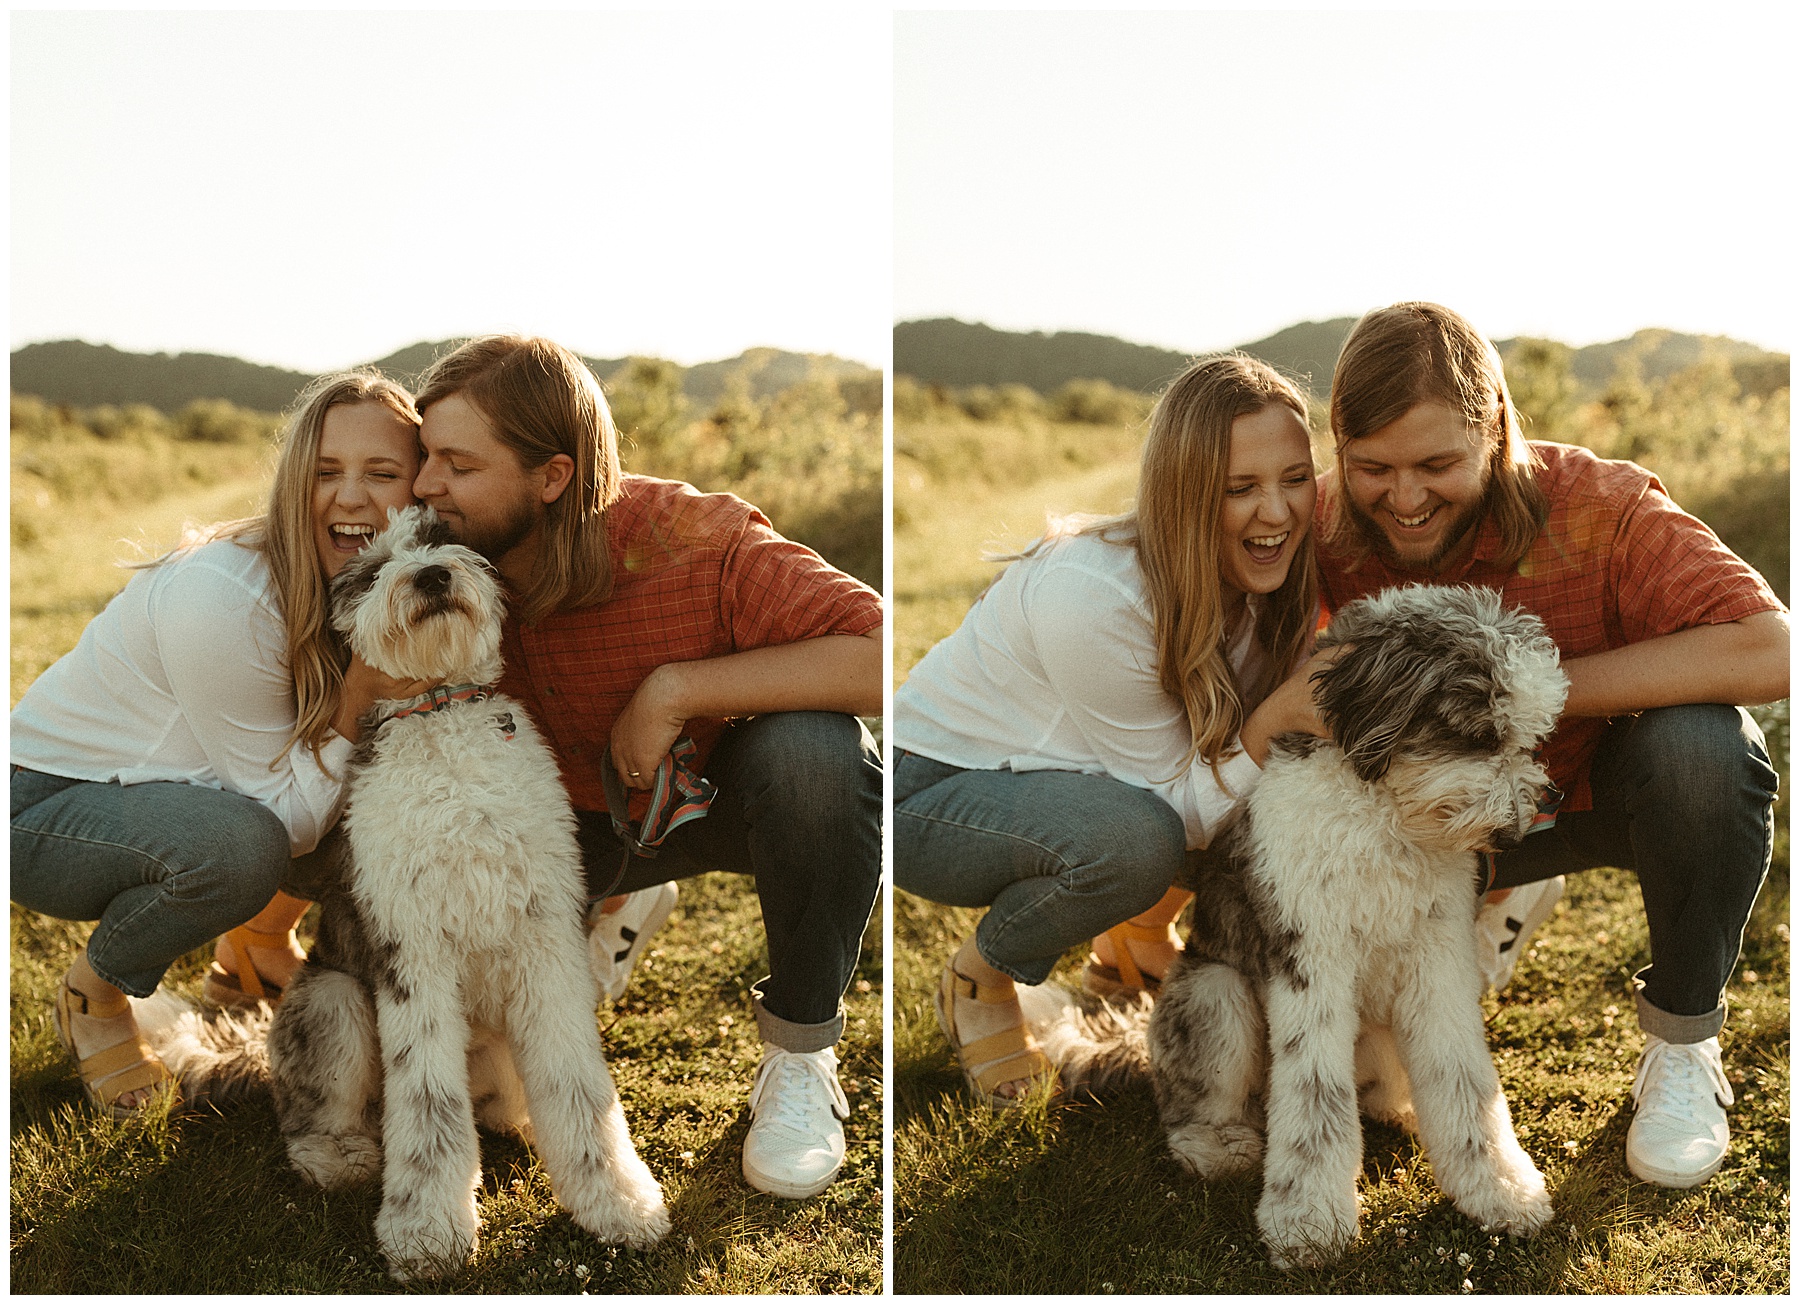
167,793,291,917
1065,786,1187,909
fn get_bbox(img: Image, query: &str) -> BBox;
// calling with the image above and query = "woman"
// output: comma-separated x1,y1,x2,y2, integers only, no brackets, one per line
893,354,1329,1106
11,371,429,1115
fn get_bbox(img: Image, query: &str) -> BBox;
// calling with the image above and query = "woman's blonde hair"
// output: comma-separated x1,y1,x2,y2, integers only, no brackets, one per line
162,371,422,762
1324,302,1549,569
414,336,623,625
1037,353,1319,781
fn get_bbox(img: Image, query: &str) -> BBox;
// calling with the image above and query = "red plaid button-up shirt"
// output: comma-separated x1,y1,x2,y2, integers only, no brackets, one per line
496,475,883,815
1316,441,1783,812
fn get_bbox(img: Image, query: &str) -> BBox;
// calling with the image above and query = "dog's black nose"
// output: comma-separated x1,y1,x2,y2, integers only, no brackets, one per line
414,565,452,597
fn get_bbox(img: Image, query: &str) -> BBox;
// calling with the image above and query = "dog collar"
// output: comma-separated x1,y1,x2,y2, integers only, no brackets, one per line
382,683,491,720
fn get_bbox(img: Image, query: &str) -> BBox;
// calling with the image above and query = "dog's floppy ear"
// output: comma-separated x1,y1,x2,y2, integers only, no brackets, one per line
1313,638,1498,784
1312,637,1443,782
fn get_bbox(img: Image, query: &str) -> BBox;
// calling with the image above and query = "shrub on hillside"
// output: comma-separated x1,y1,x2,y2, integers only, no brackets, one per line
175,398,277,444
1049,377,1148,426
600,369,880,588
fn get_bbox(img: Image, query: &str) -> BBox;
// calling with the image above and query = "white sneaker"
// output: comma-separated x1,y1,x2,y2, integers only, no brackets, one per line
741,1044,850,1199
585,882,678,1003
1475,875,1564,991
1626,1034,1733,1188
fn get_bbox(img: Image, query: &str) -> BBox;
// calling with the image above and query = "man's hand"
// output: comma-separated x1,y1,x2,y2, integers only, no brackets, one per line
609,631,882,790
610,664,691,789
1240,644,1345,766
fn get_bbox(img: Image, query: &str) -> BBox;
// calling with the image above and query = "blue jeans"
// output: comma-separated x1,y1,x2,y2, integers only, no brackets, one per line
893,751,1186,985
1489,704,1777,1042
11,768,293,997
572,712,882,1052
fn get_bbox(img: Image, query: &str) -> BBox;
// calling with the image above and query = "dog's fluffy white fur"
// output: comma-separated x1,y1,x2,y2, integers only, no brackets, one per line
147,505,668,1280
1030,584,1567,1268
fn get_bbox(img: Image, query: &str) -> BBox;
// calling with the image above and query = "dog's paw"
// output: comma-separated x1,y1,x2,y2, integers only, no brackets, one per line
1456,1161,1553,1237
570,1171,671,1250
1166,1121,1262,1179
286,1131,382,1189
375,1198,480,1282
1257,1180,1359,1270
578,1195,672,1251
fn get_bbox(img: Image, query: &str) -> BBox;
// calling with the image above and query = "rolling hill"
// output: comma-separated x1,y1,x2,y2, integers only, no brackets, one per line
895,317,1786,399
9,339,878,414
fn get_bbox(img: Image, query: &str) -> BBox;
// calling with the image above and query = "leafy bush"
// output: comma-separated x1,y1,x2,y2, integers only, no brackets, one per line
1503,342,1789,602
1049,377,1150,426
604,367,880,588
10,395,276,549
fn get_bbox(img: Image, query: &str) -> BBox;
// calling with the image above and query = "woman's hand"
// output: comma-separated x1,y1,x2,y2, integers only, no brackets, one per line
332,654,436,743
609,664,691,789
1240,644,1345,765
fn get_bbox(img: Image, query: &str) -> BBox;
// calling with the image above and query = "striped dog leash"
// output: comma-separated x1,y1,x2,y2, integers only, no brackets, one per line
596,737,717,898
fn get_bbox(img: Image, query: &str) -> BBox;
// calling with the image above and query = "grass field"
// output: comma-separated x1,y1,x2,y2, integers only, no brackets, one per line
891,408,1790,1293
9,417,883,1293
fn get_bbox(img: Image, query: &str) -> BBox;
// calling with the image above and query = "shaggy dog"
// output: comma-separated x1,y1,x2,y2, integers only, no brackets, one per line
146,505,669,1280
1026,584,1566,1269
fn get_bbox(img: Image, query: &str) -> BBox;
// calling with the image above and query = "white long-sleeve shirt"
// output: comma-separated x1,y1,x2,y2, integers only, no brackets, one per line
10,537,353,856
894,529,1274,850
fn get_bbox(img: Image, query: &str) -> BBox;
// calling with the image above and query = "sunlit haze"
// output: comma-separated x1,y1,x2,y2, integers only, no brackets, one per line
897,11,1793,354
11,11,889,372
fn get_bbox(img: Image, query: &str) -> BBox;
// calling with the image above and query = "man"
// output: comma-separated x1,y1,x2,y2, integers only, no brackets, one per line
1313,302,1786,1190
409,336,883,1199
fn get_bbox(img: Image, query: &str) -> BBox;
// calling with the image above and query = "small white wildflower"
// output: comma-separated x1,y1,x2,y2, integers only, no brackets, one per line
1461,1278,1474,1293
1457,1251,1473,1268
575,1264,591,1281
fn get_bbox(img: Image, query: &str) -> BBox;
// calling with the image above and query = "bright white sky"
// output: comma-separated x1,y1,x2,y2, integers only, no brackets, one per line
897,10,1794,355
11,11,889,372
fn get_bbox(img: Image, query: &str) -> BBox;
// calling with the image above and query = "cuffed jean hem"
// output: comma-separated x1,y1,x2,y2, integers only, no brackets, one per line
752,980,843,1052
1634,976,1726,1044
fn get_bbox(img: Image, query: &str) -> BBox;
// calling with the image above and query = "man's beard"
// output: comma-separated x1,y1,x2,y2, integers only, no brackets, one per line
1348,485,1488,573
446,498,541,565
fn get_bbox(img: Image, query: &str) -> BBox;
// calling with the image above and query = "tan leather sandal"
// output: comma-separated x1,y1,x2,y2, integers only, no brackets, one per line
52,974,177,1118
202,925,297,1008
933,957,1058,1109
1083,919,1179,998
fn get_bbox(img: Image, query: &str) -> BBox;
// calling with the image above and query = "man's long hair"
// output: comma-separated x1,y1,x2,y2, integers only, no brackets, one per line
1324,302,1548,570
414,336,623,624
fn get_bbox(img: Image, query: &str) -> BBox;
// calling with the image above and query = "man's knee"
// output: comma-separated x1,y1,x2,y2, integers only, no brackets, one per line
720,711,880,813
1603,704,1778,823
